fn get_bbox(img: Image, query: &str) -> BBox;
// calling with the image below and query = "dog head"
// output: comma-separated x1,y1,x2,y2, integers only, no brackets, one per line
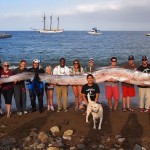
91,103,100,113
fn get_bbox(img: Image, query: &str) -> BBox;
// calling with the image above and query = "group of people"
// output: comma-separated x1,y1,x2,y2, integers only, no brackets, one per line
0,55,150,118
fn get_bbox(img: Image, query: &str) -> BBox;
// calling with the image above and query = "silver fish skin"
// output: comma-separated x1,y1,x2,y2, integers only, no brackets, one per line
0,72,34,83
39,67,150,86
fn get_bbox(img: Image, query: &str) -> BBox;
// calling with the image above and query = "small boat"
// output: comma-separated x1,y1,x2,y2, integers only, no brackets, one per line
88,27,102,35
146,33,150,36
0,33,12,39
38,14,64,33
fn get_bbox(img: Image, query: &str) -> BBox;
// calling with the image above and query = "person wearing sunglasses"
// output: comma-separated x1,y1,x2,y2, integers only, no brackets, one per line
137,56,150,113
1,62,14,118
122,55,137,112
70,59,84,110
85,58,96,73
105,57,120,112
13,60,28,115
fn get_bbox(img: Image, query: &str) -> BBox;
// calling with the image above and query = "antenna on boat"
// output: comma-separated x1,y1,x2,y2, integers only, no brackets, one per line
50,14,52,31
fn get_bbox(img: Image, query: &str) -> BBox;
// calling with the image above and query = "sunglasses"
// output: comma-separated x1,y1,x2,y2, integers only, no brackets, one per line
4,65,9,67
142,59,147,61
111,60,117,62
74,62,79,64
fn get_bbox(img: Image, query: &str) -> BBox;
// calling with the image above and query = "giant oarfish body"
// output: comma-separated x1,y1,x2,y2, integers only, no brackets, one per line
0,72,34,83
0,67,150,86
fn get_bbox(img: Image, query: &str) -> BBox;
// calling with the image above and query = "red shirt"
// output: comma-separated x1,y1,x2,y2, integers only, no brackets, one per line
1,70,14,90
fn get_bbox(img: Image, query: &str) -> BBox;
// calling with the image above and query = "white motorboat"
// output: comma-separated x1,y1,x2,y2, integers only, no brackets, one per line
0,33,12,39
88,27,102,35
146,33,150,36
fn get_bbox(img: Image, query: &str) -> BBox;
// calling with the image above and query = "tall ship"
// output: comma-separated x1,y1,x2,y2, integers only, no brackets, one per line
39,14,64,33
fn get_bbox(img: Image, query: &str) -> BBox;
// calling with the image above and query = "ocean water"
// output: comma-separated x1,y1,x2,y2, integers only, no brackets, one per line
0,31,150,110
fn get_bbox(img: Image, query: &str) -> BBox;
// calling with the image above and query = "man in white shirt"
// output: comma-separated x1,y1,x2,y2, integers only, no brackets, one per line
53,58,70,112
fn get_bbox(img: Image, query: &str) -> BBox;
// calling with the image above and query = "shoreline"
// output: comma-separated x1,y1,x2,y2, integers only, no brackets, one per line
0,106,149,149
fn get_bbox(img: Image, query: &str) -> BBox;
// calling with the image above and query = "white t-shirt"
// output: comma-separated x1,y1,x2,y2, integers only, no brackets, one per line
53,65,70,75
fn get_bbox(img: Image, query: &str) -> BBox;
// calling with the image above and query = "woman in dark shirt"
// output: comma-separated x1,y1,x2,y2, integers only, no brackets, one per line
1,62,14,118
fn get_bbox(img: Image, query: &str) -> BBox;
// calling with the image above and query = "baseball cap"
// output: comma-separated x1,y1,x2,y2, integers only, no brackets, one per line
142,55,148,60
88,58,94,62
33,59,40,63
128,55,134,60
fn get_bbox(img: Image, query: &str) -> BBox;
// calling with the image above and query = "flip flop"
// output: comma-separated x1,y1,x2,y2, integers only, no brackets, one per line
127,108,134,112
122,108,127,112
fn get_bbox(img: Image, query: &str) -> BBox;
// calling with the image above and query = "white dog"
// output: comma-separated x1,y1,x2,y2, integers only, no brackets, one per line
86,93,103,130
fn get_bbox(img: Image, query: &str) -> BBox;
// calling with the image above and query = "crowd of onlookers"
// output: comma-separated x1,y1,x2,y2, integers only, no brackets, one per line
0,55,150,118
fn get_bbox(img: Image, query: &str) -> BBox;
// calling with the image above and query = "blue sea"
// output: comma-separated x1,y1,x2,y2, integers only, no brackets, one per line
0,31,150,110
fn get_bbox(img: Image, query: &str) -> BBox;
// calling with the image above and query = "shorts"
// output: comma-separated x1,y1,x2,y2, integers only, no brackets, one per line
122,86,136,97
2,88,14,104
105,85,120,100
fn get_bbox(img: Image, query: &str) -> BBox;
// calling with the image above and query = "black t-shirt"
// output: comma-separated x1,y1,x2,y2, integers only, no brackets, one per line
137,64,150,88
81,83,100,101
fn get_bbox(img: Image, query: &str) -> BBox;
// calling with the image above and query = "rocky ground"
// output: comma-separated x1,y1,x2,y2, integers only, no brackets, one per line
0,105,149,150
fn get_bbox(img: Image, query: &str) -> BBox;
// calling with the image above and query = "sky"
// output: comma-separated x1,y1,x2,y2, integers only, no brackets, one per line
0,0,150,31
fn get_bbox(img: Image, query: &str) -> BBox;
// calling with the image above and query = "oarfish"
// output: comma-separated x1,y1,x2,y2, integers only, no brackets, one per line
0,67,150,86
0,72,34,84
39,67,150,86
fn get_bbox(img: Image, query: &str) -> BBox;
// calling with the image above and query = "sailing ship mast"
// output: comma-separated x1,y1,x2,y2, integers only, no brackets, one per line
43,14,46,30
57,17,60,31
50,15,52,31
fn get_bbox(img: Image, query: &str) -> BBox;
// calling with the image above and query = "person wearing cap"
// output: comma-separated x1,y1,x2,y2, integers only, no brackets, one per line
85,58,96,73
137,56,150,113
13,60,28,115
27,59,45,113
122,55,137,112
53,58,70,112
105,57,120,112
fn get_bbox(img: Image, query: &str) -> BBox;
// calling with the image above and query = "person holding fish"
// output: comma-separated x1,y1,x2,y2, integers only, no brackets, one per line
27,59,45,113
105,57,120,113
0,62,14,118
53,58,70,112
13,60,28,115
70,59,84,111
137,55,150,113
122,55,137,112
45,66,54,111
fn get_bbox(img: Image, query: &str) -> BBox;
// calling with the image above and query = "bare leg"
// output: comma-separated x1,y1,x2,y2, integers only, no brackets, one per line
49,90,54,106
6,104,11,118
77,85,83,104
122,97,127,108
114,99,119,110
72,86,79,107
108,99,113,109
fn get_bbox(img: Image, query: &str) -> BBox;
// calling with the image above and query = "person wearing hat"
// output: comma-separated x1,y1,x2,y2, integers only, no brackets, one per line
137,56,150,113
122,55,137,112
53,58,70,112
85,58,96,73
27,59,45,113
